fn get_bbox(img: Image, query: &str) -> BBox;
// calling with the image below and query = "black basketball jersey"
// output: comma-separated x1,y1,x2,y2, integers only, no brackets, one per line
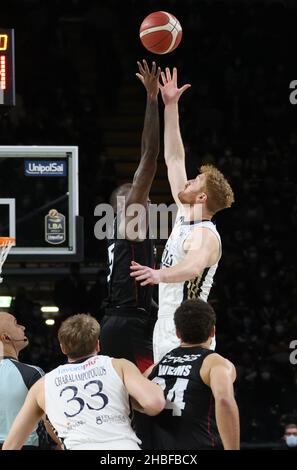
148,346,223,450
107,217,156,312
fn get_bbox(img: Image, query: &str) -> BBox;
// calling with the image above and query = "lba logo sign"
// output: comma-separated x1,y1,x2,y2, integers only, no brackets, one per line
24,160,67,176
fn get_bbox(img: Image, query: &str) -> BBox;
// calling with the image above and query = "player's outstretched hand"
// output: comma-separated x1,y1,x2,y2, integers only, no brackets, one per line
136,59,161,101
159,67,191,105
130,260,161,286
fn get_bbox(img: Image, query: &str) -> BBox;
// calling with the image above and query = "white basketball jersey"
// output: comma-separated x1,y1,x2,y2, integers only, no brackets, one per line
44,355,141,450
158,215,221,318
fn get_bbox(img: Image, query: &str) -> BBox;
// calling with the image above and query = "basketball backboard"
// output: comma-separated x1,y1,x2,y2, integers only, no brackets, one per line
0,146,83,260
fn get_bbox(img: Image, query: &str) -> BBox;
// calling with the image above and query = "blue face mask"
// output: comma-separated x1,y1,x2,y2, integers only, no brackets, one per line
285,435,297,447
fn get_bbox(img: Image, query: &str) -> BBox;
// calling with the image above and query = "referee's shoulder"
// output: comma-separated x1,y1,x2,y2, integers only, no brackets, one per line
10,358,44,387
19,360,44,377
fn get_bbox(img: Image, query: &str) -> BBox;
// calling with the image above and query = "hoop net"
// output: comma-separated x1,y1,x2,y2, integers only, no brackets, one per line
0,237,15,284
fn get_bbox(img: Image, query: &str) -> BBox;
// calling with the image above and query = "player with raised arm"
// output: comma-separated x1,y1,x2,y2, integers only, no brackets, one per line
2,314,165,450
130,67,234,361
100,60,161,372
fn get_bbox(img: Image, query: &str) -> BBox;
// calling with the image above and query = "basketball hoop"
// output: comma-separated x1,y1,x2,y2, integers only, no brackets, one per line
0,237,15,284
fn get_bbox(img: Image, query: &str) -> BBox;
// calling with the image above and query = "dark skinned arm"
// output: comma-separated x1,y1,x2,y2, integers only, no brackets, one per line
120,60,160,240
126,60,160,207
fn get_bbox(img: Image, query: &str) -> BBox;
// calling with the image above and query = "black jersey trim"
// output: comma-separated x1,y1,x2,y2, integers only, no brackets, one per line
181,218,212,226
198,267,210,297
7,358,43,390
67,354,97,364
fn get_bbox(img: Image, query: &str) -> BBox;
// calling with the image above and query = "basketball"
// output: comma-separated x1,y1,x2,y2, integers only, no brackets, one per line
49,209,58,218
139,11,182,54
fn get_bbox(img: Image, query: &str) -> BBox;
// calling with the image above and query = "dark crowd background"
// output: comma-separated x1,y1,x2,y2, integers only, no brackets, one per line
1,0,297,448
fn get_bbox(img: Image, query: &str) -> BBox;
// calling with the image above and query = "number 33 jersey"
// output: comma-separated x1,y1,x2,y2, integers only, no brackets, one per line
44,355,141,450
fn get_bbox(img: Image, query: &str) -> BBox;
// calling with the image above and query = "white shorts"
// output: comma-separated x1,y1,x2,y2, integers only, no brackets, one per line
153,316,181,362
153,317,217,362
71,440,141,450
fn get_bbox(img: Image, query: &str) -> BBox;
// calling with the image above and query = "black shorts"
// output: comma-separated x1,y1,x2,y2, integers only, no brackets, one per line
99,308,154,373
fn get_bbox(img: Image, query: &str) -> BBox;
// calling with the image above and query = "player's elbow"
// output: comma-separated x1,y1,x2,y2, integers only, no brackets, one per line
188,264,202,279
133,158,157,181
216,395,236,409
2,439,20,450
145,396,166,416
164,153,183,166
141,389,166,416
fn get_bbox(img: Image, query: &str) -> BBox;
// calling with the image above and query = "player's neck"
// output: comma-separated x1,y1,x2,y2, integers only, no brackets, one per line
182,204,212,222
180,341,210,349
67,352,97,363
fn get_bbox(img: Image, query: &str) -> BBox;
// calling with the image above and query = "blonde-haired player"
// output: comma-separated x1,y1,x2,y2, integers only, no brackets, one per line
3,314,165,450
131,67,234,361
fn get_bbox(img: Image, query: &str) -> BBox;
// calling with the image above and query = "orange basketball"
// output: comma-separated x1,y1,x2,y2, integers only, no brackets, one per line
139,11,182,54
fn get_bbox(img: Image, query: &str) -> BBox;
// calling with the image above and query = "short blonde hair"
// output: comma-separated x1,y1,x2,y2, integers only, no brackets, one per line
200,164,234,214
58,314,100,359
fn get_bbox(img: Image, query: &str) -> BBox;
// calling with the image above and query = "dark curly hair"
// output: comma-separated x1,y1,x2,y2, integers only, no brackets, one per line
174,299,216,344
